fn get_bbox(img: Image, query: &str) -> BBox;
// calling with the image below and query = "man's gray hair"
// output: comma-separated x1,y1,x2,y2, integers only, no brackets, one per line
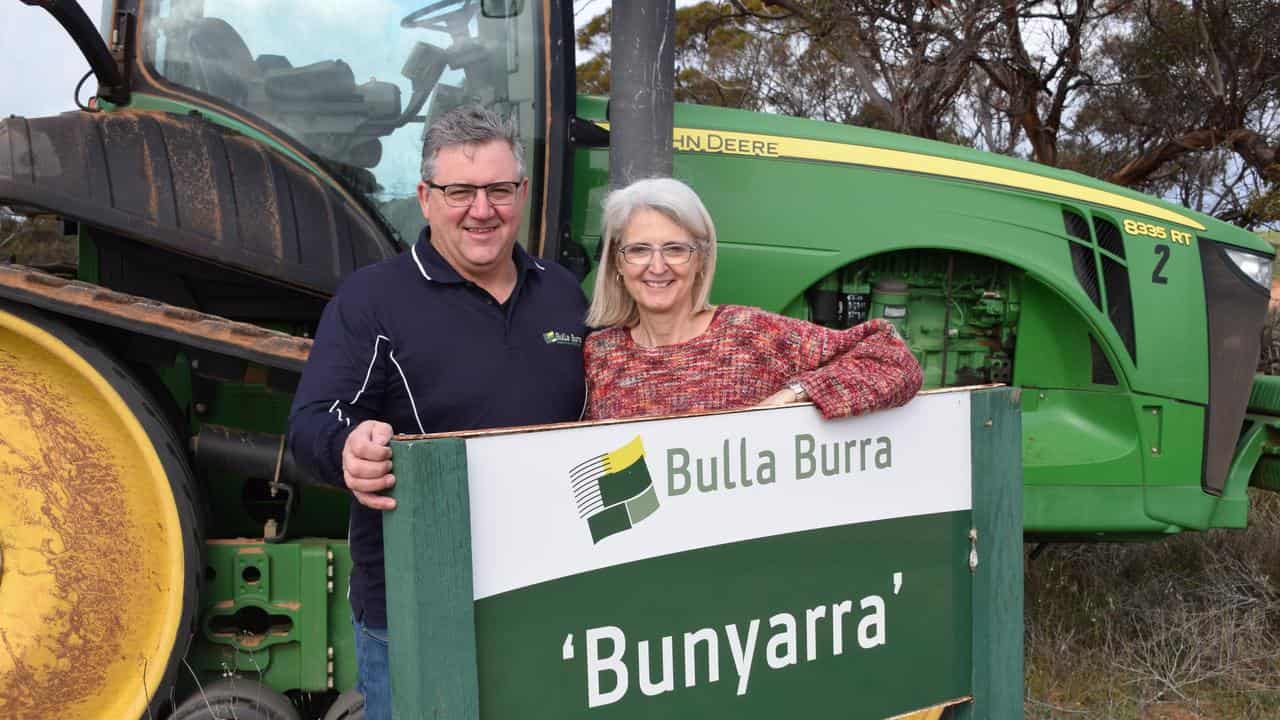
420,105,525,181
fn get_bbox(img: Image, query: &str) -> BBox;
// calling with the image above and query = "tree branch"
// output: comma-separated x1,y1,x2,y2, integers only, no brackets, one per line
1108,129,1223,186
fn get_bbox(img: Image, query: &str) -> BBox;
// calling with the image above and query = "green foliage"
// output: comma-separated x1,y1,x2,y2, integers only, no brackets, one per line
576,54,610,97
576,1,829,113
1079,0,1280,204
1246,188,1280,226
575,7,611,95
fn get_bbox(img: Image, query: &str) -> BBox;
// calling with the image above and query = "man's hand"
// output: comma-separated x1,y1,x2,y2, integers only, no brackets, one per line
343,420,396,510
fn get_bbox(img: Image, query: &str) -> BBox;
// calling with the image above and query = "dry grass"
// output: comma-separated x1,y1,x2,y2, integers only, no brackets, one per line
0,210,75,267
1261,306,1280,375
1025,491,1280,719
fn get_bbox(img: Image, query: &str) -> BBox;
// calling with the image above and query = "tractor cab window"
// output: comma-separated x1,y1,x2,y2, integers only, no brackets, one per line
141,0,538,246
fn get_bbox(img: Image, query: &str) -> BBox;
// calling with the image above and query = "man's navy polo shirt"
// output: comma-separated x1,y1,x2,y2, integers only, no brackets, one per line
288,230,588,628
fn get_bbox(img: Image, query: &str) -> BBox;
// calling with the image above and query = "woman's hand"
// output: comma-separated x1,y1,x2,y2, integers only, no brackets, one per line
757,388,800,407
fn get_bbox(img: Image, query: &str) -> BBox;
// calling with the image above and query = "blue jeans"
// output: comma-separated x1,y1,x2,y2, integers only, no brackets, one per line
353,615,391,720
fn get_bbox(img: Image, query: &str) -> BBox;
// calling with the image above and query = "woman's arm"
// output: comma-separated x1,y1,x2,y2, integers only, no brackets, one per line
764,314,923,418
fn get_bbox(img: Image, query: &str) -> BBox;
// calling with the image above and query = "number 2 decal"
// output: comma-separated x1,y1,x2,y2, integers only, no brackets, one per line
1152,244,1170,285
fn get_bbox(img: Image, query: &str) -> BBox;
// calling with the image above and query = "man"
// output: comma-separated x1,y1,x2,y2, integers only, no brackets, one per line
288,106,587,719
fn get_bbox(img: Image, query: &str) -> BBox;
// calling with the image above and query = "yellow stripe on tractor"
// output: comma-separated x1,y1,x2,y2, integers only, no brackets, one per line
598,121,1207,231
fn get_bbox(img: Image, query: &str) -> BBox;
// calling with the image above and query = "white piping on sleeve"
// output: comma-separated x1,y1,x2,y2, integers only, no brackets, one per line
328,333,391,429
327,400,350,427
389,350,426,434
351,335,390,405
533,259,547,271
411,244,433,280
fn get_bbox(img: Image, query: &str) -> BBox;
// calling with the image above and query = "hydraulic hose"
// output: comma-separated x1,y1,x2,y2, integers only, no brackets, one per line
20,0,128,103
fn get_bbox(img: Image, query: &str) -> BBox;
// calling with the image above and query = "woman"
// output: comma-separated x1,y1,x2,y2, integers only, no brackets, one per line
584,177,923,421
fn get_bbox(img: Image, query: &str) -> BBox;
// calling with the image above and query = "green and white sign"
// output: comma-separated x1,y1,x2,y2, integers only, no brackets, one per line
385,388,1023,720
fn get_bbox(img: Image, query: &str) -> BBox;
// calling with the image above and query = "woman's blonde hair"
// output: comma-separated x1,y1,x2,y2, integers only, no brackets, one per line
585,177,718,328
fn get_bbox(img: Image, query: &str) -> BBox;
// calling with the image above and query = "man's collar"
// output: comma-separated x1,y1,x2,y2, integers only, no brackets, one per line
513,241,549,275
409,226,546,285
409,232,463,283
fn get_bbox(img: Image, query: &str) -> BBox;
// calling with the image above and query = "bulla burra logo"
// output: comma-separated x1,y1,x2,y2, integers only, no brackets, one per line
542,330,582,347
570,436,659,543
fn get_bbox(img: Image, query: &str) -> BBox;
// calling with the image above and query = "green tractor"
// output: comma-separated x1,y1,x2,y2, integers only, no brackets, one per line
0,0,1274,717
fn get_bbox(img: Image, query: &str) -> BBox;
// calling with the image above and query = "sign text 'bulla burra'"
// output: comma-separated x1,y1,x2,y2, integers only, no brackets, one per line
666,432,894,493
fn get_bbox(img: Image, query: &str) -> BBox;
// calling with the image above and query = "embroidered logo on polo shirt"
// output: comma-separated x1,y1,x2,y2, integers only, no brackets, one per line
543,330,583,347
569,436,660,543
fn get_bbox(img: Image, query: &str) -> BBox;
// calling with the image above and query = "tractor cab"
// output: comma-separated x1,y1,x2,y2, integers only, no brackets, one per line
136,0,538,243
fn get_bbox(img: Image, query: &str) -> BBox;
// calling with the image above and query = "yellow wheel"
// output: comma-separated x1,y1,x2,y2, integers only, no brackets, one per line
0,301,203,720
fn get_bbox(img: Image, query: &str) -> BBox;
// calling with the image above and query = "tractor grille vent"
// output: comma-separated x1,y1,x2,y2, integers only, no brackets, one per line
1102,256,1137,364
1069,241,1103,310
1064,211,1092,242
1062,209,1137,367
1095,217,1126,259
1064,211,1102,310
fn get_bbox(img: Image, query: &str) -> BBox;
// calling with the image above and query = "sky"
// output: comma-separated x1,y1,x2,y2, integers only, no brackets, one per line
2,0,106,118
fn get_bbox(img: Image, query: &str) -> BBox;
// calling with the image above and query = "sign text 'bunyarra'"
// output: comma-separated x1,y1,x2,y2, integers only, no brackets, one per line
562,571,907,708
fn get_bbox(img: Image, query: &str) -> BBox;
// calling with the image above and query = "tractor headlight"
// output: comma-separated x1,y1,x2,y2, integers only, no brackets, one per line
1224,247,1273,289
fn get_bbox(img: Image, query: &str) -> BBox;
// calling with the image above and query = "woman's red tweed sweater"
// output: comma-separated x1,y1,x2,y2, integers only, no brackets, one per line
584,305,923,421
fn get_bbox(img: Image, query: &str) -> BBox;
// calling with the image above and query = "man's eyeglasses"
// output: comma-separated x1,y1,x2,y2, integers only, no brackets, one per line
617,242,699,265
427,180,523,207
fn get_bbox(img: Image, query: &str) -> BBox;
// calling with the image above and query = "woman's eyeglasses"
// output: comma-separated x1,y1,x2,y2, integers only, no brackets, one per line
617,242,699,265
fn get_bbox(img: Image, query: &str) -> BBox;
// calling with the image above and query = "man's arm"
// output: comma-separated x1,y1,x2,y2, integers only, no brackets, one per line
288,288,398,509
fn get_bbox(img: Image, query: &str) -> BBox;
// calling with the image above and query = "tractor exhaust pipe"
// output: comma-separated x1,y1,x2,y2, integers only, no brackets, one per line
191,424,312,487
191,425,311,542
609,0,676,187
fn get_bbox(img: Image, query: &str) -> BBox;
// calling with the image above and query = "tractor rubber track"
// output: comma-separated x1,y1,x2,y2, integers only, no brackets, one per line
0,263,312,372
